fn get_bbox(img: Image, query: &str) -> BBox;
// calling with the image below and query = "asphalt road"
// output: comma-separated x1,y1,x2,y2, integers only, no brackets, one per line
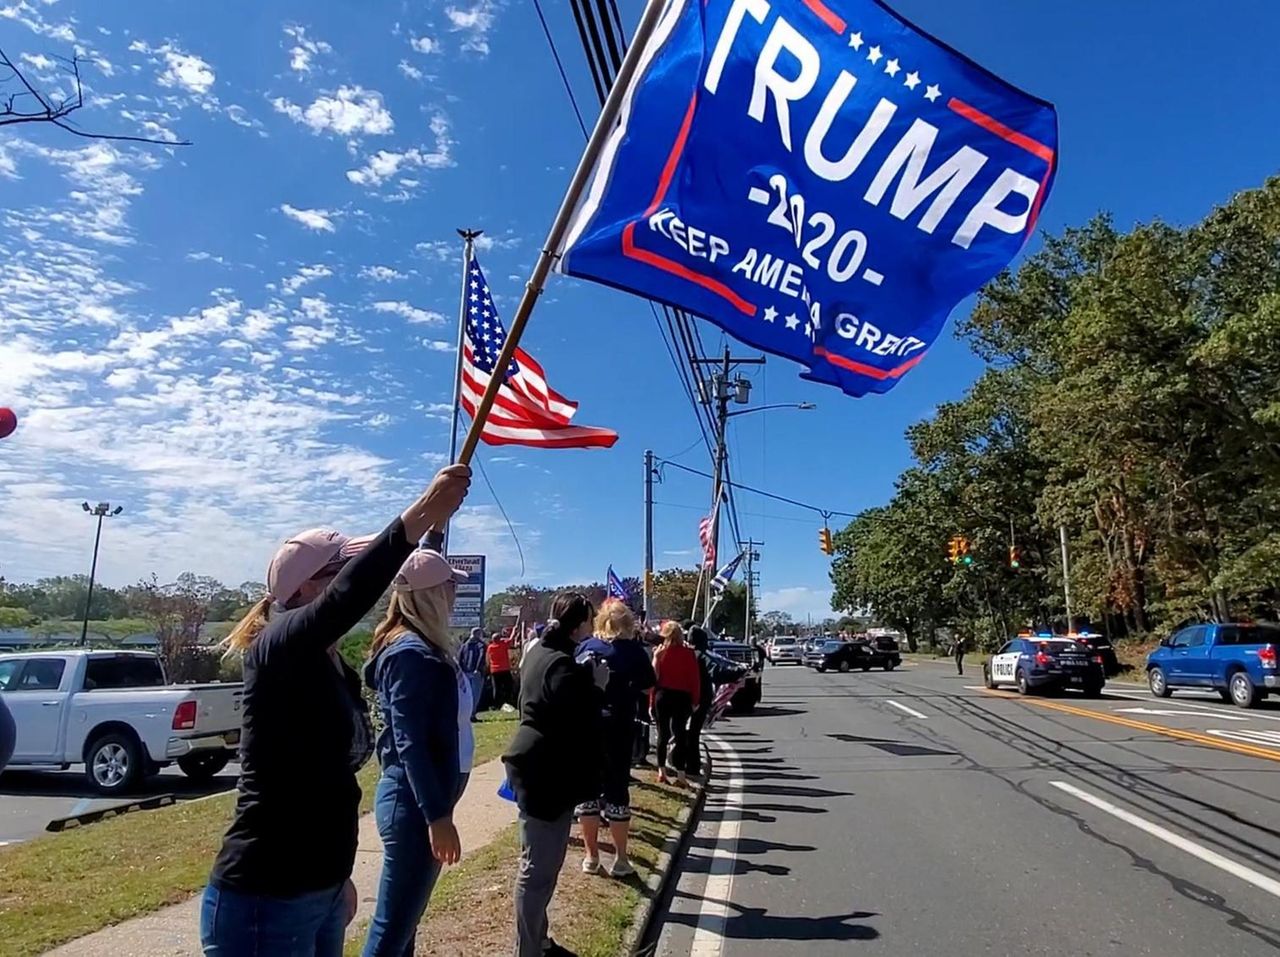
649,659,1280,956
0,762,240,846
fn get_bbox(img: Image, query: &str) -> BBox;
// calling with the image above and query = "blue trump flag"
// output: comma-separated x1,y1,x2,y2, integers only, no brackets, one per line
606,566,631,602
559,0,1058,397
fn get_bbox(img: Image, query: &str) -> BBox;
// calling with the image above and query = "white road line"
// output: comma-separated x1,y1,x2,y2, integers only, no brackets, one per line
887,699,928,719
1049,780,1280,900
1115,706,1249,722
689,735,744,957
1207,728,1280,748
1106,689,1280,723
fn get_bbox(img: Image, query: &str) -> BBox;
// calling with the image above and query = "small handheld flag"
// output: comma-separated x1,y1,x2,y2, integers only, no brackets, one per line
606,566,631,602
710,550,745,597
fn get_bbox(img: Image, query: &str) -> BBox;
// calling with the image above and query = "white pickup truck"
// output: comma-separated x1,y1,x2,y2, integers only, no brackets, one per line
0,649,243,794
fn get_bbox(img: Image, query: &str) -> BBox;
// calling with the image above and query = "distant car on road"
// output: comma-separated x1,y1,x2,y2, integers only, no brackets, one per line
710,638,762,712
1146,622,1279,708
983,637,1105,696
1073,632,1121,677
811,638,901,673
0,650,243,794
767,635,803,665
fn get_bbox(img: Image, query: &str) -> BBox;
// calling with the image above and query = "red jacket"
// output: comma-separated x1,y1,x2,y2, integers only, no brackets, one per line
651,644,701,710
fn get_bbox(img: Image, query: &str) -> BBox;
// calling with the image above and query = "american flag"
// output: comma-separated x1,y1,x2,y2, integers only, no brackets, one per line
459,258,618,449
698,515,716,568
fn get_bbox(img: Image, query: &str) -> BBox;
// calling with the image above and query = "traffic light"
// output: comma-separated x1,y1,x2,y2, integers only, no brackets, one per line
819,527,834,555
947,537,960,564
959,537,973,565
1009,545,1021,569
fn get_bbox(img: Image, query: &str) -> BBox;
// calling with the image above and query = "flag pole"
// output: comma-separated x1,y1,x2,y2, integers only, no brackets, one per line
440,228,483,555
454,0,669,465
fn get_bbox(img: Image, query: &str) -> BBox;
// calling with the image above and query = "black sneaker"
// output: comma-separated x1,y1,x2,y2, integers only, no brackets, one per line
543,940,578,957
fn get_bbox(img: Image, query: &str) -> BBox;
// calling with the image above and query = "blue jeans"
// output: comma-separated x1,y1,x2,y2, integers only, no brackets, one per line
200,881,345,956
465,672,483,719
362,769,470,957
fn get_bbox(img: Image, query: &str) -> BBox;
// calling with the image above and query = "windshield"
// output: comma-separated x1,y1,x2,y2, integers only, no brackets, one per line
823,641,844,650
775,637,796,646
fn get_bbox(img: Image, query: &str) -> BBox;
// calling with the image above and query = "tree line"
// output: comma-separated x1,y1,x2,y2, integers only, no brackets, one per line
830,176,1280,652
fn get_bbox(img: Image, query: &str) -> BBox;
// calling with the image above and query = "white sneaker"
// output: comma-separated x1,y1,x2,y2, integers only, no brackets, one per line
581,857,600,874
609,858,635,878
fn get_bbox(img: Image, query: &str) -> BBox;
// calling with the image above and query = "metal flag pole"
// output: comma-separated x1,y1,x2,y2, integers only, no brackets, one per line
440,228,483,555
454,0,669,465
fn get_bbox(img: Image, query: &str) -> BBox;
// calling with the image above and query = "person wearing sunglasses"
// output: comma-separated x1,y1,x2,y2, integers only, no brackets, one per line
200,465,471,957
361,550,473,956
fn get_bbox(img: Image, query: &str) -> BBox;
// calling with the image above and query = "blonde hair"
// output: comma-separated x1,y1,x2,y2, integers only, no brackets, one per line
594,598,635,642
659,620,685,648
369,584,456,661
222,597,272,656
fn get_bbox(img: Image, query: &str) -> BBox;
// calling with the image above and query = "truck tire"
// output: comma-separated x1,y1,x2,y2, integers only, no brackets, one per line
1228,670,1261,709
177,752,231,781
838,660,851,673
983,664,995,689
884,661,897,672
86,732,143,794
1148,666,1171,698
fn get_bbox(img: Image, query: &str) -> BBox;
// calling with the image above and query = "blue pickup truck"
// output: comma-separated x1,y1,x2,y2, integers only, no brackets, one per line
1146,623,1280,708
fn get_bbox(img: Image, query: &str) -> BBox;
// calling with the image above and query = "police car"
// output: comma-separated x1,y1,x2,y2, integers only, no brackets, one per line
983,635,1106,696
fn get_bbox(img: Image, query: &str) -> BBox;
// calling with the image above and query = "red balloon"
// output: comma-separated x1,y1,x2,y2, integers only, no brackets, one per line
0,408,16,439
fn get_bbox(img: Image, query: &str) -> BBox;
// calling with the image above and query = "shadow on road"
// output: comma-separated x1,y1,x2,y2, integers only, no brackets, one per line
0,768,238,801
668,892,881,942
679,848,793,877
827,733,958,758
741,782,854,800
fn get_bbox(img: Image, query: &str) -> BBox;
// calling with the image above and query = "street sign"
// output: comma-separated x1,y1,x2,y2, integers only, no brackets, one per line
447,554,485,629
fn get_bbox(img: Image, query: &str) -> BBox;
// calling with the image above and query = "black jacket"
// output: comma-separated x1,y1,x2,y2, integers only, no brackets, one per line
211,518,414,896
502,632,605,821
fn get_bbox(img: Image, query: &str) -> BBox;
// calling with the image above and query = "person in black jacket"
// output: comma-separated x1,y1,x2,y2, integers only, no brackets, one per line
503,593,608,957
200,465,470,957
685,625,743,777
362,550,474,957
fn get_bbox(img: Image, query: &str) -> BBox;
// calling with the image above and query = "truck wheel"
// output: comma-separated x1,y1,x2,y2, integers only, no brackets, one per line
177,752,231,781
1148,666,1171,698
838,661,851,673
1016,668,1031,696
816,663,826,673
884,661,896,672
86,732,143,794
1229,671,1261,709
1082,681,1103,698
983,664,996,690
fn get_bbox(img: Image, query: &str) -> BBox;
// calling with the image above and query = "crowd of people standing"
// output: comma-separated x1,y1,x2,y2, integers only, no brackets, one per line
198,463,741,957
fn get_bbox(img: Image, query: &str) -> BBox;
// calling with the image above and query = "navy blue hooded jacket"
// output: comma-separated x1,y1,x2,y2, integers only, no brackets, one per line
364,634,461,823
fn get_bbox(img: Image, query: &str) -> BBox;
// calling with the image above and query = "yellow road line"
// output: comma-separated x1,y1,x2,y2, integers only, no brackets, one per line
980,690,1280,764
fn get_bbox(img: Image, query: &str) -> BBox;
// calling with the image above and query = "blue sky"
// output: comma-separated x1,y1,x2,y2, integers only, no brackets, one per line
1,0,1278,621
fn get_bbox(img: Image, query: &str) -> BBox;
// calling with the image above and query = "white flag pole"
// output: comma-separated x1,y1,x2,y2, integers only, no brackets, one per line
455,0,669,465
440,228,482,555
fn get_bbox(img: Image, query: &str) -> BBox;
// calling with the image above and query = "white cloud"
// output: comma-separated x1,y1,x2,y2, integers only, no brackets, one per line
422,339,455,352
373,300,445,325
474,231,521,253
397,60,424,81
280,263,333,294
346,113,454,188
409,35,438,54
156,45,215,95
20,52,55,72
415,240,453,262
12,140,153,246
272,86,393,138
283,24,332,74
280,203,336,233
445,2,500,55
0,145,17,179
359,265,405,282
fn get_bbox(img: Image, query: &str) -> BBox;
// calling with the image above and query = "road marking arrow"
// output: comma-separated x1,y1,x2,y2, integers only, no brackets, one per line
1207,728,1280,747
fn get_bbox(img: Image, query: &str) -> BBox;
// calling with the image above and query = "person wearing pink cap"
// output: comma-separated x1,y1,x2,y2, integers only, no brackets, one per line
200,465,470,957
361,550,473,957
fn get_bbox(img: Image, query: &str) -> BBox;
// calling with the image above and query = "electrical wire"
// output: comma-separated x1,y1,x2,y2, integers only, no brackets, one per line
474,452,526,578
655,457,857,519
531,0,590,140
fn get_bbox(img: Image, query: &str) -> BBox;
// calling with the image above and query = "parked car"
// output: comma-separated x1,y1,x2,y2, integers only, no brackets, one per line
711,638,762,712
984,636,1105,696
1073,632,1120,677
813,638,901,673
767,635,803,665
0,650,243,793
1146,622,1279,708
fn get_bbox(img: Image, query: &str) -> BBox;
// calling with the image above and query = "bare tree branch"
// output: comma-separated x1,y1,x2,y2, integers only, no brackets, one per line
0,45,191,146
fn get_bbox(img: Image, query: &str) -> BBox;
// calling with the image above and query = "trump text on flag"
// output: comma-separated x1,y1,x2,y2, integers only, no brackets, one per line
560,0,1057,398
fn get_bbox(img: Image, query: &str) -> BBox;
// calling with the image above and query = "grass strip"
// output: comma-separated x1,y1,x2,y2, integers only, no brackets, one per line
341,773,693,955
0,713,516,957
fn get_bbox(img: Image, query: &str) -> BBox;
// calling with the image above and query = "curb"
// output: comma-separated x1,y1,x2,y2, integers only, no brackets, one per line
46,794,176,833
624,743,712,957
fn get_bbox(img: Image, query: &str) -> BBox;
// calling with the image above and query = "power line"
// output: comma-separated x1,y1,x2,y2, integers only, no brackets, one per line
531,0,590,139
655,457,857,520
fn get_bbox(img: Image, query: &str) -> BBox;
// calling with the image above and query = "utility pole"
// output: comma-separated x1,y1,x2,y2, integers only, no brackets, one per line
79,502,123,646
643,449,655,623
740,539,762,643
1059,524,1074,633
693,347,765,620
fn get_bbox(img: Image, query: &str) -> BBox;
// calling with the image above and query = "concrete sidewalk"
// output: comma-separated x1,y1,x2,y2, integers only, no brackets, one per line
47,759,516,957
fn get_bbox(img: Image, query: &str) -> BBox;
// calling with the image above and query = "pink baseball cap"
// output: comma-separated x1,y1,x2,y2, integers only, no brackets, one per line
392,550,469,592
266,528,377,605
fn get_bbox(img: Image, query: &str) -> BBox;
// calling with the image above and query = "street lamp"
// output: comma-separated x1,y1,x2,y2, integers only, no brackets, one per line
725,401,817,419
79,501,123,646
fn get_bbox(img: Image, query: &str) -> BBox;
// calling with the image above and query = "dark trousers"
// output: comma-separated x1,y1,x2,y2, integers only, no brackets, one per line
955,650,965,675
654,688,693,772
491,671,516,709
685,705,707,775
514,810,572,957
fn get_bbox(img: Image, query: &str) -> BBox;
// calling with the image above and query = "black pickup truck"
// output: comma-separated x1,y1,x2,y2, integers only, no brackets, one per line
710,638,763,712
